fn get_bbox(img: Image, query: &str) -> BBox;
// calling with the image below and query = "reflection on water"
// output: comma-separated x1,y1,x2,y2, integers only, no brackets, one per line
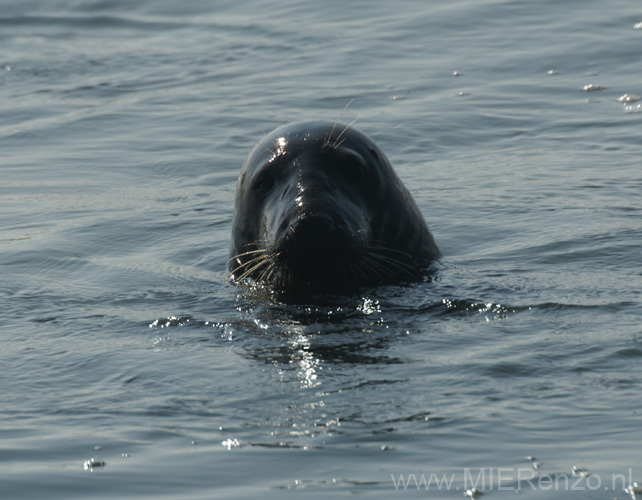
286,331,322,389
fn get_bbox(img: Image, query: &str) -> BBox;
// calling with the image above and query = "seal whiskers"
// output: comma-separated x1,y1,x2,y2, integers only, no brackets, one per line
325,99,355,148
229,247,273,282
331,117,359,149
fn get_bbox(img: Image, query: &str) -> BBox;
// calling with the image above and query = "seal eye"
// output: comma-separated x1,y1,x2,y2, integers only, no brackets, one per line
254,175,275,195
342,152,368,183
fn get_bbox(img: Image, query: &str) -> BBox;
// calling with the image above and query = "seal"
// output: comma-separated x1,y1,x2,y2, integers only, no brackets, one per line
229,120,440,293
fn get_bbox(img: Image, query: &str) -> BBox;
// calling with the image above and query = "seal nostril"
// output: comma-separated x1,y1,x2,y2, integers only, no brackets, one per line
294,215,334,241
278,214,339,256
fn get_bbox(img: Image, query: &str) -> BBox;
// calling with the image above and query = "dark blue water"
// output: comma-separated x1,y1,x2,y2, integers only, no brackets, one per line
2,1,642,498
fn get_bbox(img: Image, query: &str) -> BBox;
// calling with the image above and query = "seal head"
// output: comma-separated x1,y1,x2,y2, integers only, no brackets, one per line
229,121,440,293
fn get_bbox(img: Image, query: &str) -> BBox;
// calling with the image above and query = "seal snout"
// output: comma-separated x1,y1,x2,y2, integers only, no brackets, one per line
272,213,361,285
276,214,352,257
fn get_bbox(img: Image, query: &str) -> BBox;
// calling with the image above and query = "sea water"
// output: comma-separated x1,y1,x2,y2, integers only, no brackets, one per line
2,0,642,498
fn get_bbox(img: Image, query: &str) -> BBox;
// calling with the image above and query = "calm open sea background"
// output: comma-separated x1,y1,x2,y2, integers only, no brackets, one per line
1,0,641,498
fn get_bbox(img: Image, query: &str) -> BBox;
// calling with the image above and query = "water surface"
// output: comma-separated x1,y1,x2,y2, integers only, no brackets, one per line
2,0,642,498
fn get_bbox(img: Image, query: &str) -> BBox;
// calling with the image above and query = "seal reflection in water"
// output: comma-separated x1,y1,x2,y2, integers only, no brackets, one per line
229,121,441,294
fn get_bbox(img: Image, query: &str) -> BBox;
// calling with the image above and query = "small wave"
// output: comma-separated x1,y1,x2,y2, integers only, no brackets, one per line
0,14,186,31
624,103,642,114
618,94,640,103
610,347,642,359
148,315,193,328
582,83,607,92
437,298,516,318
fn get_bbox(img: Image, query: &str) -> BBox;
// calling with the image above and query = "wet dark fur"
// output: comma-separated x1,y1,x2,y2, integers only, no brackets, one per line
229,121,440,293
